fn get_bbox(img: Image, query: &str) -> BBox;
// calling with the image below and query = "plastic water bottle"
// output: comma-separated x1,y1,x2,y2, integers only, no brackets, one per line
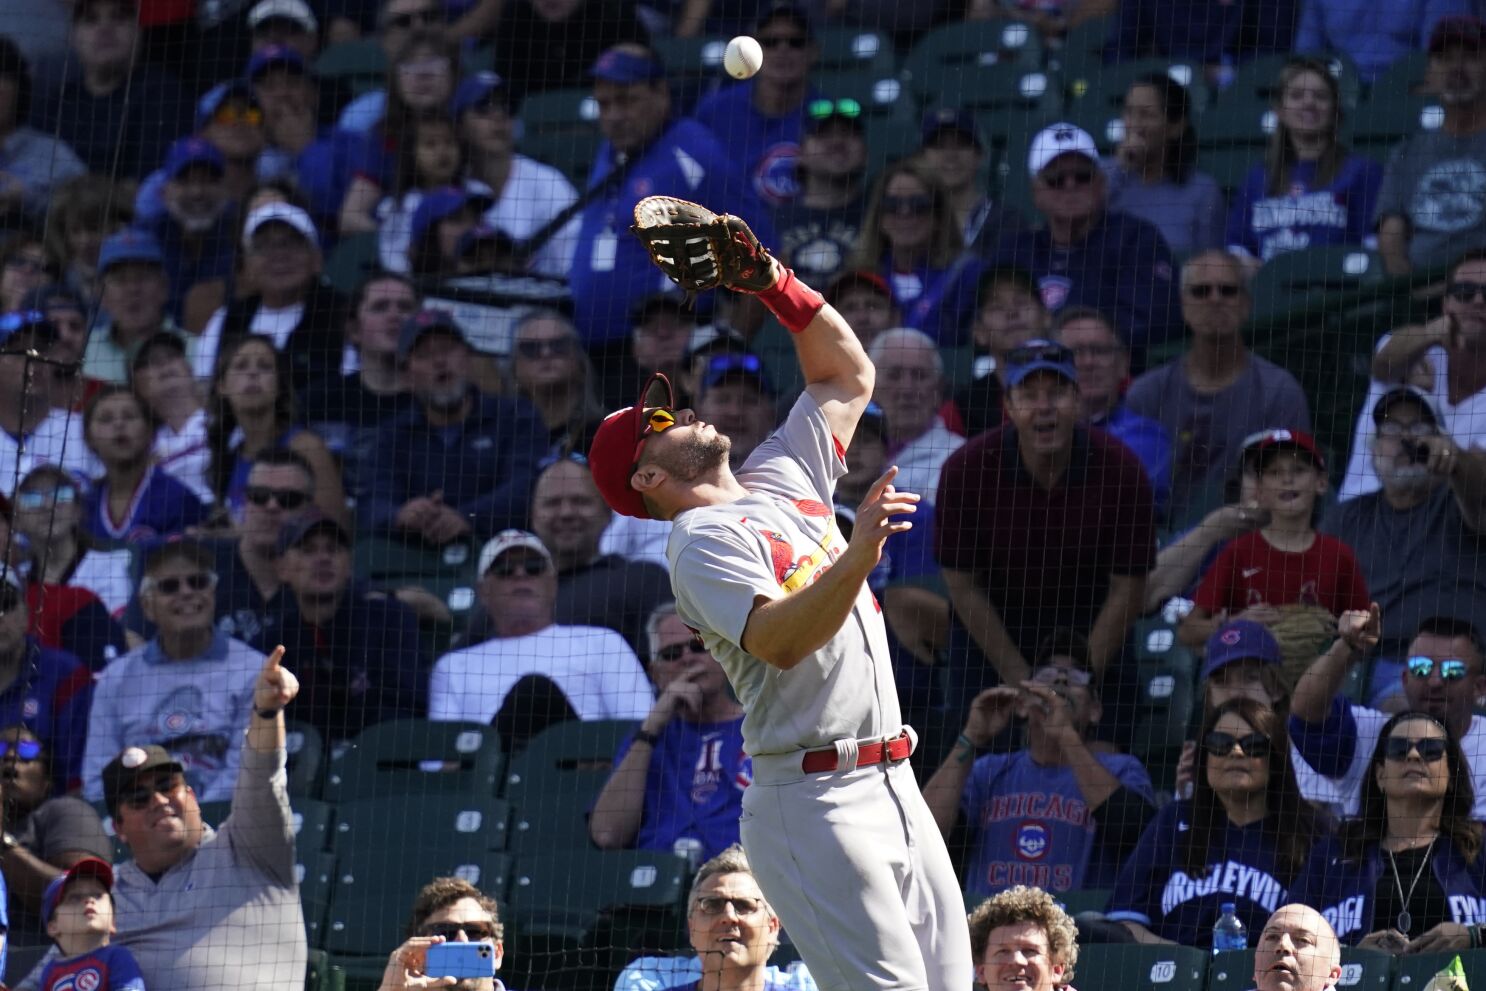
1213,903,1247,954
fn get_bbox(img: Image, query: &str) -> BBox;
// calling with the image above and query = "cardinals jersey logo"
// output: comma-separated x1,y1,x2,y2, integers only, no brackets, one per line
757,529,798,585
791,499,831,517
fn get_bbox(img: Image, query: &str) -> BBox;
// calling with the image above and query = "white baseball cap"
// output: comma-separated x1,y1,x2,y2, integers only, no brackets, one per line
477,529,553,577
248,0,318,32
242,202,319,249
1027,122,1099,176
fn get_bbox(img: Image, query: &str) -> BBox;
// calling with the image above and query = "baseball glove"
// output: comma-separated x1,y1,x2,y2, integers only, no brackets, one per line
631,196,777,293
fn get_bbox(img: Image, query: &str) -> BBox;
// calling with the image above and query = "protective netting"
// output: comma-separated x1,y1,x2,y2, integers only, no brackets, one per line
0,0,1481,988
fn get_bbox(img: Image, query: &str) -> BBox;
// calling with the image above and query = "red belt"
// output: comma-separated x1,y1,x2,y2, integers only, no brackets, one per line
801,731,913,773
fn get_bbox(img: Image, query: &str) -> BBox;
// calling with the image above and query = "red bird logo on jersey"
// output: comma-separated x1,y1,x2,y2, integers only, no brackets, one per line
757,529,797,585
791,499,831,517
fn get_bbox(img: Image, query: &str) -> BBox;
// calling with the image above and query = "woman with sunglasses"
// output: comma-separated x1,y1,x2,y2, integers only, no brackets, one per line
1289,712,1486,953
204,335,349,530
1107,699,1323,946
1106,74,1225,256
845,160,983,347
81,386,206,546
509,309,605,457
1226,57,1381,270
0,726,113,945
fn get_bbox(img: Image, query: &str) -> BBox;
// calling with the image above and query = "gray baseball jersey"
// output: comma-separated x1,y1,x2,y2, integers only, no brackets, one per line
668,392,901,757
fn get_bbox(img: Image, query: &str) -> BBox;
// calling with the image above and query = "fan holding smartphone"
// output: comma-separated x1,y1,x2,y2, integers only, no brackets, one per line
378,877,506,990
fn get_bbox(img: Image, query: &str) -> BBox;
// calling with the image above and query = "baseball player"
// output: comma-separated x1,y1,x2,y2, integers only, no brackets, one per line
588,198,972,991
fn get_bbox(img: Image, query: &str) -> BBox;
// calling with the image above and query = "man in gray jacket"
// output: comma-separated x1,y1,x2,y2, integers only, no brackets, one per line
103,645,305,990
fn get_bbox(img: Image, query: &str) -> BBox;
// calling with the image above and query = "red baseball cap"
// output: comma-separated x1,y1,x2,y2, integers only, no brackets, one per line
1250,428,1325,471
588,372,676,520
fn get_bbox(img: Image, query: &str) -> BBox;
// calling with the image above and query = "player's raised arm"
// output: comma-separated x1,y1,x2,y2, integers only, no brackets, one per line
631,196,873,448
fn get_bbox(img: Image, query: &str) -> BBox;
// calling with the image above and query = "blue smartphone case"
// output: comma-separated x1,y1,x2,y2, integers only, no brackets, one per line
424,942,497,979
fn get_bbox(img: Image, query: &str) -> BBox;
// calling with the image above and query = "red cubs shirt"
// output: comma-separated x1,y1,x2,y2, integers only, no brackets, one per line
1193,530,1370,616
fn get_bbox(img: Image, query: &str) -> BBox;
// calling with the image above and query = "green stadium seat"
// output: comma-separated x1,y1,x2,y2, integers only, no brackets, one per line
505,719,638,854
1064,58,1210,122
314,41,387,95
323,720,505,802
1051,15,1115,83
333,794,511,854
905,20,1044,92
1351,90,1442,160
287,720,325,799
1394,950,1486,991
301,850,337,949
306,949,346,991
910,63,1062,134
1369,51,1430,102
1129,617,1199,788
1205,948,1257,991
650,35,727,80
1340,949,1395,991
294,797,335,858
1226,52,1362,114
324,233,381,296
863,117,922,173
1249,245,1386,329
1196,145,1264,194
324,846,511,959
1055,888,1112,915
349,535,482,626
517,87,602,187
814,27,895,76
508,850,690,944
1073,944,1208,991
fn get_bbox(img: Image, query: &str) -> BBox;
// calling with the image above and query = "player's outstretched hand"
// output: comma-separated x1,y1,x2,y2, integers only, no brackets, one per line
843,466,919,570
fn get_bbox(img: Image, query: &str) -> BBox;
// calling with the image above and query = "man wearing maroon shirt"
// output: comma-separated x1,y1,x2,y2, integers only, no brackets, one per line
936,340,1156,735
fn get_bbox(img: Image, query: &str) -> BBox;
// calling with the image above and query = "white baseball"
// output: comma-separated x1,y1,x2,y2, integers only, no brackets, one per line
724,36,763,80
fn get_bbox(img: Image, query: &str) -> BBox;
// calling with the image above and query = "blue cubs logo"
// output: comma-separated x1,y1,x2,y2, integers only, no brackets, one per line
54,967,103,991
754,142,801,205
1037,275,1073,311
1016,821,1049,861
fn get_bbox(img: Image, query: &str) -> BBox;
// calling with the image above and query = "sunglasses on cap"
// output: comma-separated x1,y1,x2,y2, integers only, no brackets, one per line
1383,736,1448,763
807,98,862,120
1203,731,1271,759
1407,656,1470,681
1007,341,1075,366
0,739,42,761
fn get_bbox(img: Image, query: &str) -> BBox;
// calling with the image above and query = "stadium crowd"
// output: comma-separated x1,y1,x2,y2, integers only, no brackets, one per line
3,0,1486,986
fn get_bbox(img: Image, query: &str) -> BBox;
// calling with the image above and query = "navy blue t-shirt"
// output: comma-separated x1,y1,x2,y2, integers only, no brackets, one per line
1107,799,1294,947
83,465,208,545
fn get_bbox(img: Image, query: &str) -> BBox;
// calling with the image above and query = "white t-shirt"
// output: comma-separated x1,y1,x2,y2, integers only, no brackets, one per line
193,302,307,381
1292,703,1486,818
890,418,964,501
154,409,213,503
598,515,673,573
483,155,581,279
70,547,134,617
1339,334,1450,501
668,393,900,757
0,409,100,496
428,624,652,723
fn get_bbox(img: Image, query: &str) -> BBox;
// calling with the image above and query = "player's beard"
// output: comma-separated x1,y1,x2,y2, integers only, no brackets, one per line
652,432,732,482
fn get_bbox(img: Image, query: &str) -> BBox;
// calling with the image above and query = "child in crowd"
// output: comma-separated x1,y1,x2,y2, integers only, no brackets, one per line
40,858,146,991
1179,430,1370,683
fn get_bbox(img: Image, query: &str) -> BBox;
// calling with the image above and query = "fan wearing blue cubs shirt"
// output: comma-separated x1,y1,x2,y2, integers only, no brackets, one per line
923,631,1155,899
570,44,773,348
692,4,820,207
590,601,748,862
40,858,147,991
1108,698,1323,946
993,122,1181,359
1289,711,1486,953
82,386,207,546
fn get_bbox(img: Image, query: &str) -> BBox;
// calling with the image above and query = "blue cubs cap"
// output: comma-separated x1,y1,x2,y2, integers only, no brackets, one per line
410,186,494,245
163,136,225,179
98,230,164,275
590,47,665,84
702,351,774,397
1004,338,1077,389
1202,620,1283,680
42,857,114,925
246,43,307,80
196,79,260,131
452,71,510,117
397,308,466,360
